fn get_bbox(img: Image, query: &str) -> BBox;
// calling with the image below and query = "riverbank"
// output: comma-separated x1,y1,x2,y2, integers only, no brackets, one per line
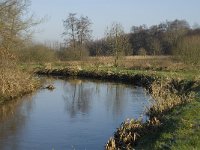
136,96,200,149
35,65,200,149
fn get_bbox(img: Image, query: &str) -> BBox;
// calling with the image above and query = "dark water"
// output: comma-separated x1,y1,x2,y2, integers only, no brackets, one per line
0,78,150,150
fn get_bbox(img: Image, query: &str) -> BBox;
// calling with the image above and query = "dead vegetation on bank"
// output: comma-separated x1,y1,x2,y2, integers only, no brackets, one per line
0,68,39,103
0,49,39,103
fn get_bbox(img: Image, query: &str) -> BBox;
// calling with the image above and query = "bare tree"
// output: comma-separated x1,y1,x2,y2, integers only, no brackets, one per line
164,19,190,50
63,13,92,59
151,38,161,55
77,16,92,45
0,0,40,51
0,0,42,101
174,35,200,65
63,13,77,51
76,16,92,58
106,22,131,66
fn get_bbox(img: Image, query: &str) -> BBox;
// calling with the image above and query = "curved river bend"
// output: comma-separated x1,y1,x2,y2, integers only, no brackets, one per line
0,78,150,150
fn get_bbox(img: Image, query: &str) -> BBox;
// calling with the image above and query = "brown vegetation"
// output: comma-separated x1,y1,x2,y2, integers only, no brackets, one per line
0,48,39,103
16,44,58,63
0,0,41,103
174,35,200,65
0,67,39,102
47,56,188,72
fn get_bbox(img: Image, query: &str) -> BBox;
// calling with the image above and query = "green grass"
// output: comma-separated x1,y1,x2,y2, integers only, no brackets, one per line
79,65,200,80
136,95,200,150
81,66,200,80
20,61,200,81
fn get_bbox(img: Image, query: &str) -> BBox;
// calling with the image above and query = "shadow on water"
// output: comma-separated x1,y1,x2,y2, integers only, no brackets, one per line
0,78,151,150
0,95,35,150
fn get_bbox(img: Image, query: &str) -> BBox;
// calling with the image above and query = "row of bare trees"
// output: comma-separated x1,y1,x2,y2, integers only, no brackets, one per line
62,14,131,65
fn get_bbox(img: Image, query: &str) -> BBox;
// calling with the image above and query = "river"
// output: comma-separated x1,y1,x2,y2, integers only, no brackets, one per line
0,78,151,150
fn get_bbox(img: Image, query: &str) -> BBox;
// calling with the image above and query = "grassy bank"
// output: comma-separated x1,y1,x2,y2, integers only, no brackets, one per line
106,79,198,149
26,55,200,80
136,96,200,149
34,63,200,149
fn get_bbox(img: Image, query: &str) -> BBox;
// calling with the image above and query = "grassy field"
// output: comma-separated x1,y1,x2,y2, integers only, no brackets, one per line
22,56,200,80
45,56,185,71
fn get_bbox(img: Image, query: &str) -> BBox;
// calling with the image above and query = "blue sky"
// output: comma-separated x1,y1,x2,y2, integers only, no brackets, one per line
31,0,200,43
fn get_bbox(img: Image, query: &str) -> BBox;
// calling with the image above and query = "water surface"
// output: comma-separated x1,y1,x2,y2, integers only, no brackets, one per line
0,78,150,150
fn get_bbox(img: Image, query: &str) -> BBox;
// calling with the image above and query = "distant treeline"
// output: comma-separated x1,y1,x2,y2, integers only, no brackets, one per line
87,19,200,56
2,8,197,65
17,19,200,65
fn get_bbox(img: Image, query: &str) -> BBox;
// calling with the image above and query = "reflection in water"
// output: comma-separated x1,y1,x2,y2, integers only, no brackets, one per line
0,95,34,150
62,79,148,121
63,79,94,117
0,78,150,150
105,84,127,118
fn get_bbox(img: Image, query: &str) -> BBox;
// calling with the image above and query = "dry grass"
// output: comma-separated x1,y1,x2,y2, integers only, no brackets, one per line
50,56,190,72
148,80,195,117
106,117,161,150
0,48,39,103
106,119,144,150
0,68,39,102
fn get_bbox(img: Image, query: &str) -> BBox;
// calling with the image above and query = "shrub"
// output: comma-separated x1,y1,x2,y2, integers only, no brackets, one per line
137,47,147,56
16,44,58,63
57,46,89,61
174,35,200,65
0,48,39,103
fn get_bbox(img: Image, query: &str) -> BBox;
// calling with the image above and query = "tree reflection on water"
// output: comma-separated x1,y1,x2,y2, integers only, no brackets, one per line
62,79,143,120
62,79,93,117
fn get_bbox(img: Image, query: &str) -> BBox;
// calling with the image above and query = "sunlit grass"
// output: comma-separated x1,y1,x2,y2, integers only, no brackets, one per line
136,96,200,149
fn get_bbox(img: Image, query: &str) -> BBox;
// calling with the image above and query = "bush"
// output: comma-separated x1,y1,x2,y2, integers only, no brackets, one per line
174,35,200,65
57,46,89,61
16,44,58,63
137,47,147,56
0,48,39,103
